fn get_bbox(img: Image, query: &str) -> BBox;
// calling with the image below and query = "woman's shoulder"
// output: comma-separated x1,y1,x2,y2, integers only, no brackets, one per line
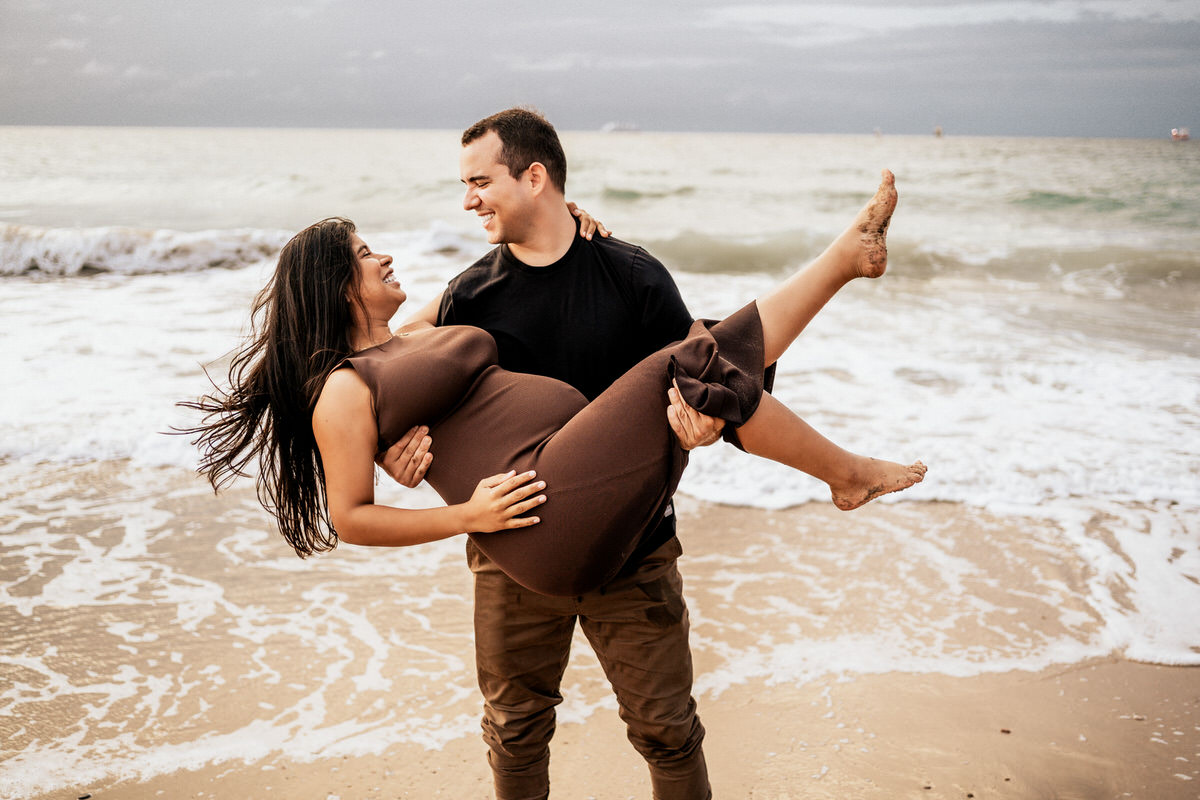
315,365,372,415
322,363,366,387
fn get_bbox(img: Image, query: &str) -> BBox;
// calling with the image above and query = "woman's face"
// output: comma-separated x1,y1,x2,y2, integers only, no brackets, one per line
349,232,406,313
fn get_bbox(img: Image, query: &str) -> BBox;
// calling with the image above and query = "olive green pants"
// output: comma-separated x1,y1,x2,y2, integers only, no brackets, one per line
468,536,711,800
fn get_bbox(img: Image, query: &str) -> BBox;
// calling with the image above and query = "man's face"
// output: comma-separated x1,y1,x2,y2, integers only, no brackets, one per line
460,131,534,246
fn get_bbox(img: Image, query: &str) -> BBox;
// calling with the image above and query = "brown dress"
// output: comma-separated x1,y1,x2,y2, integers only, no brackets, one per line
344,301,769,596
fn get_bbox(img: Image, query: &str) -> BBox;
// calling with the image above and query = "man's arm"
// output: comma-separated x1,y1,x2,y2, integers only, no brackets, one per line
628,247,725,449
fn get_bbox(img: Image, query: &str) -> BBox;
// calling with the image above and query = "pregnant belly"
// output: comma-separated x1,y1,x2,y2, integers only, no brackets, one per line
424,367,587,504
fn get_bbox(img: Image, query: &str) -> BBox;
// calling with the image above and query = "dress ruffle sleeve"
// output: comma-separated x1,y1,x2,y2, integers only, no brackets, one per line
666,301,775,451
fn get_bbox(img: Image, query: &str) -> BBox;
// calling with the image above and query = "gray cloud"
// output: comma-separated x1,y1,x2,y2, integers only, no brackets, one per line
1,0,1197,136
47,37,89,50
703,0,1200,42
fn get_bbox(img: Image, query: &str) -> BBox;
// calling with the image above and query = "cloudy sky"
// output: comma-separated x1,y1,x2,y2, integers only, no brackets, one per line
2,0,1197,137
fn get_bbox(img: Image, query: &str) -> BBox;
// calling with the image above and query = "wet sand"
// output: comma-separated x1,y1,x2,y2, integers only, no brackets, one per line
6,474,1199,799
50,654,1200,799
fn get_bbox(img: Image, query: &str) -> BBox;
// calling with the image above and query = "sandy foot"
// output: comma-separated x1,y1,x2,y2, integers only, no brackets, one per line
845,168,897,279
831,457,926,510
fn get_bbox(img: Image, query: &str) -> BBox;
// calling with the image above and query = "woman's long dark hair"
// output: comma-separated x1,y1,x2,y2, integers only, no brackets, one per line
178,217,365,557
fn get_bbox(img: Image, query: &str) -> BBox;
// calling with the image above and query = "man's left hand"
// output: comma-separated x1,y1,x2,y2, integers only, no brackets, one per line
376,425,433,488
667,380,725,449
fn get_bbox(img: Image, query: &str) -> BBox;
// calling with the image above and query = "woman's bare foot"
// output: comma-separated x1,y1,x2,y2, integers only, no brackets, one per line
837,169,897,279
830,456,926,510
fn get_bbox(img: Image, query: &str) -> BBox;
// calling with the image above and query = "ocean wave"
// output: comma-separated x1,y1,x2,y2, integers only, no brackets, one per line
6,218,1197,293
1012,190,1129,213
0,224,290,277
602,185,696,202
645,229,826,273
906,242,1200,295
645,228,1200,296
0,222,491,278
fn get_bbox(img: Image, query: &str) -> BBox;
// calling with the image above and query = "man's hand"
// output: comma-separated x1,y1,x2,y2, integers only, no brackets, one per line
376,425,433,488
666,380,725,450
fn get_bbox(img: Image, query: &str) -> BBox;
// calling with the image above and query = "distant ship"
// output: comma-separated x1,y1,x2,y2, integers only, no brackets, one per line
601,121,640,133
1171,127,1190,141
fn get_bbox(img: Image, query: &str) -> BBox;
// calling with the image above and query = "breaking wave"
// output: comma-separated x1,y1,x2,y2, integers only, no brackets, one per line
0,224,290,277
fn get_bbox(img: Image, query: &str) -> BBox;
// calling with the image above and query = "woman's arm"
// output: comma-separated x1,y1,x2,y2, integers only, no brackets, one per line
312,368,546,547
397,291,441,334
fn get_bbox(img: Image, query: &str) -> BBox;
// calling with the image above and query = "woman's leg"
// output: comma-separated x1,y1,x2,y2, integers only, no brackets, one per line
736,392,926,510
739,171,924,509
757,170,897,366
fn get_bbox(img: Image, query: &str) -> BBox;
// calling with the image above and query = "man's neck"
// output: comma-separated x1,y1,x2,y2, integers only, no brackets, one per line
506,203,578,267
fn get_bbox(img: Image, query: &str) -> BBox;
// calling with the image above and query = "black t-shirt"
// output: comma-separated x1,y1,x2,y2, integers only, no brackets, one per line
438,230,694,570
439,233,693,400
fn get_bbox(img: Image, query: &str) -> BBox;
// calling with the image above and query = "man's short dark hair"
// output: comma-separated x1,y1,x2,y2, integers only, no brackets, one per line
462,107,567,193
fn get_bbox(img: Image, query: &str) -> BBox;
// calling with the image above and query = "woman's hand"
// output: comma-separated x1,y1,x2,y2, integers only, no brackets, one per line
566,202,611,241
461,470,547,532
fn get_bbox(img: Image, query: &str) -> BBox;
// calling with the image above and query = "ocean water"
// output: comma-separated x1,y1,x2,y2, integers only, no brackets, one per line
1,126,1198,795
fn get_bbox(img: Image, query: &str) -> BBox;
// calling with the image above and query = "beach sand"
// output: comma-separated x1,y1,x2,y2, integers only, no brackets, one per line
69,656,1200,800
12,486,1200,800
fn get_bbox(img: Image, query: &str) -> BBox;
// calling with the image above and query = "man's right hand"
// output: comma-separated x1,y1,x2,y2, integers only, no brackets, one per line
667,380,725,450
376,425,433,488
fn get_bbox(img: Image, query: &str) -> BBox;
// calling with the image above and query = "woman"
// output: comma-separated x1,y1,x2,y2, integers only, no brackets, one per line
182,171,925,596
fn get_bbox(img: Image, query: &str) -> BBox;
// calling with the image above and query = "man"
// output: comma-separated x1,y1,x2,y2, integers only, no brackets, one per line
384,107,721,800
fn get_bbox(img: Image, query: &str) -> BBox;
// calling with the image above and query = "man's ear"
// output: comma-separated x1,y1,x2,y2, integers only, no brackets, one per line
526,162,549,196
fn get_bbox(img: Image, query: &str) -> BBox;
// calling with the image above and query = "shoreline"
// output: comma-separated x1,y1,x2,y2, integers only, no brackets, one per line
6,487,1198,799
34,658,1198,799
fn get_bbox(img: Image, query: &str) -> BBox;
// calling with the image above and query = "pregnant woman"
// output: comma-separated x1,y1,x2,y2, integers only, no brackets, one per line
182,171,925,596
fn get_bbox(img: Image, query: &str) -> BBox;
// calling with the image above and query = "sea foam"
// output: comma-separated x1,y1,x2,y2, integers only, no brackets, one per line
3,127,1199,798
0,223,289,276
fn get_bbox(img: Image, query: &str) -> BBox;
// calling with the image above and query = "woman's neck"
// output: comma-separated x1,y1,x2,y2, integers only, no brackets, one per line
350,322,394,352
